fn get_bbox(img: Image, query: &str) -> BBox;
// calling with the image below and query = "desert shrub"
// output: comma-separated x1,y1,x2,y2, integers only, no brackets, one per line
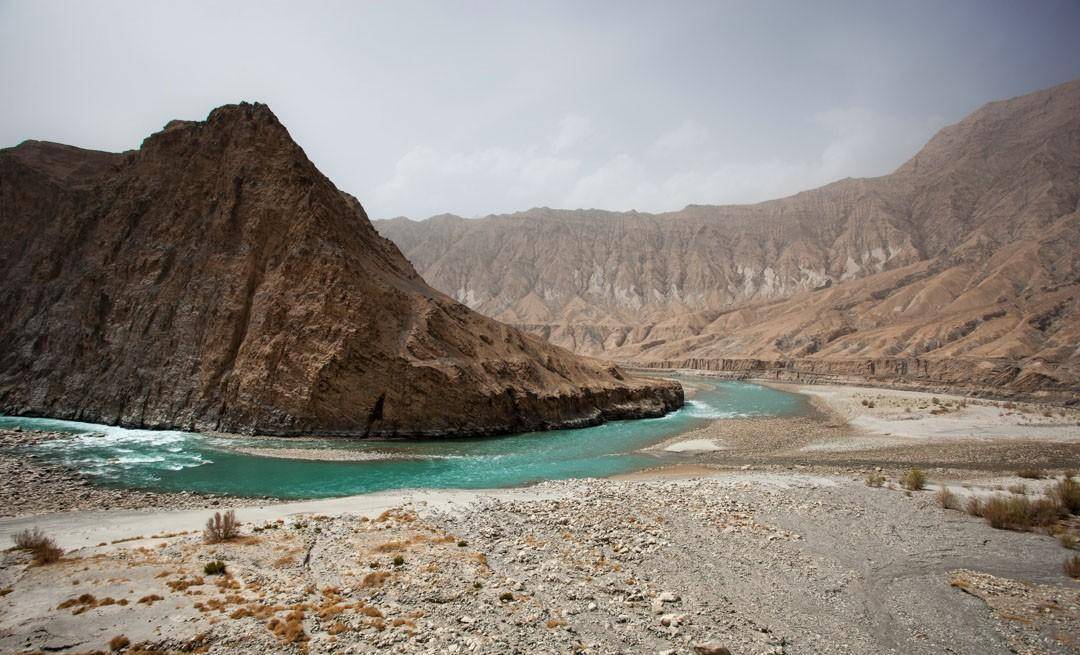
936,487,961,510
392,554,405,567
13,527,48,550
1065,555,1080,579
965,497,985,517
109,635,130,651
499,591,514,602
457,540,468,547
978,495,1062,530
1007,484,1028,495
901,468,926,491
1059,533,1079,550
860,399,869,407
1017,468,1044,479
13,527,63,564
1051,477,1080,514
204,510,240,543
865,472,885,488
204,560,227,576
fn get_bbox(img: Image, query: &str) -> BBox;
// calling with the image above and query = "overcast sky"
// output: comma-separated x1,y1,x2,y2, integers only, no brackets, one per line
3,1,1079,218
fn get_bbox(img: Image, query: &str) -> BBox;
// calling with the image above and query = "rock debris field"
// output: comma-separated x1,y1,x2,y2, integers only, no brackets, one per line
2,474,1078,655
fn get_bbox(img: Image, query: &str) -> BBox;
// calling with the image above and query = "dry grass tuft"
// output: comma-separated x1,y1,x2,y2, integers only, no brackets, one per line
109,635,130,651
967,495,1062,530
203,560,226,576
361,571,391,588
1016,468,1045,479
901,468,926,491
12,527,63,564
865,472,885,488
935,487,961,510
1051,477,1080,514
1065,555,1080,579
204,510,241,544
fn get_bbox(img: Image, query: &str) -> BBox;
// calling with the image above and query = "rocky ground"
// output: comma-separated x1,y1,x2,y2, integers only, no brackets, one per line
2,474,1079,655
649,385,1080,478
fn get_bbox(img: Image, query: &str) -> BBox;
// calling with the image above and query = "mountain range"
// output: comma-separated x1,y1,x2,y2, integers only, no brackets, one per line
377,79,1080,401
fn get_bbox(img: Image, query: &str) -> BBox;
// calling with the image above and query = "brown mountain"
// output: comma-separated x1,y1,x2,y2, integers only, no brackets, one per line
377,79,1080,400
0,103,682,436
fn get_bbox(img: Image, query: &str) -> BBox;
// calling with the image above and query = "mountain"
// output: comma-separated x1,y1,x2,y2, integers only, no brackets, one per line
0,103,682,436
377,79,1080,400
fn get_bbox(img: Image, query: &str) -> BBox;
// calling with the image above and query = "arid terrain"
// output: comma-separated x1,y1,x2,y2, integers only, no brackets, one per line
0,104,681,438
2,383,1078,655
377,79,1080,401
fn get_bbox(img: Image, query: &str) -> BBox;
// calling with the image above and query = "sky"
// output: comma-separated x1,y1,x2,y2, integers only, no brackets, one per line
2,1,1080,219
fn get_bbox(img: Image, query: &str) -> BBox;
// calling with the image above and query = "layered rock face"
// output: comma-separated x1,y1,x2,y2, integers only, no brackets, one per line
0,104,682,436
377,79,1080,399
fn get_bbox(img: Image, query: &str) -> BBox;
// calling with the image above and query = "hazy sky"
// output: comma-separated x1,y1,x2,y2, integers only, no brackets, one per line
3,1,1079,218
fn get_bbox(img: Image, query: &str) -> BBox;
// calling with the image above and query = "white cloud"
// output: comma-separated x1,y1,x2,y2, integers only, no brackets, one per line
550,114,592,153
650,120,711,154
368,108,944,217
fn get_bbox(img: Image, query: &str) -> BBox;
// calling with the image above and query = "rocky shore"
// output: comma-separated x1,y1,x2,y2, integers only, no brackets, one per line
0,429,260,517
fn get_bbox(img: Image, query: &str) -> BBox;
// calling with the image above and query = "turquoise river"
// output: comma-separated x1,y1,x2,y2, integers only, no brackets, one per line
0,376,806,499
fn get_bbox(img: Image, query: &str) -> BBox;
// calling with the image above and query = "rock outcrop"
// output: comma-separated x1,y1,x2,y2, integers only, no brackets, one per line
377,79,1080,400
0,104,682,436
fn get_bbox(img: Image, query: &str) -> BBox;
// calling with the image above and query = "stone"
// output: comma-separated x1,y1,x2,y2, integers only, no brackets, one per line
693,642,732,655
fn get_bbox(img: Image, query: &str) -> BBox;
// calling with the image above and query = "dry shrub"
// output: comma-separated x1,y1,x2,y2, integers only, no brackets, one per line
268,610,307,644
1065,555,1080,579
230,607,253,619
204,510,241,543
1017,468,1044,479
1051,477,1080,514
138,594,164,605
975,495,1062,530
203,560,226,576
373,540,407,553
901,468,927,491
1060,533,1080,550
12,527,63,564
1007,484,1028,495
865,473,885,488
109,635,130,651
359,605,384,618
936,487,961,510
361,571,391,588
327,622,350,635
13,527,48,550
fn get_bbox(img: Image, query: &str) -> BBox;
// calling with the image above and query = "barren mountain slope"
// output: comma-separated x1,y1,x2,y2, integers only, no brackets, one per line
0,103,682,436
377,79,1080,398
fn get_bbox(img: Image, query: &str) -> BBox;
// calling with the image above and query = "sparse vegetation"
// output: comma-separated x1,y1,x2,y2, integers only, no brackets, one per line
499,591,515,602
1059,532,1079,550
1017,468,1044,479
935,487,961,510
12,527,63,564
392,554,405,567
204,509,241,543
865,472,885,488
901,468,926,491
1007,484,1027,495
1051,476,1080,514
204,560,227,576
1065,555,1080,579
109,635,130,651
966,495,1062,530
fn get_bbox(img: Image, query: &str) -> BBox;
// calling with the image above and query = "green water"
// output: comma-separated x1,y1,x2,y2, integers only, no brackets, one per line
0,377,805,499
